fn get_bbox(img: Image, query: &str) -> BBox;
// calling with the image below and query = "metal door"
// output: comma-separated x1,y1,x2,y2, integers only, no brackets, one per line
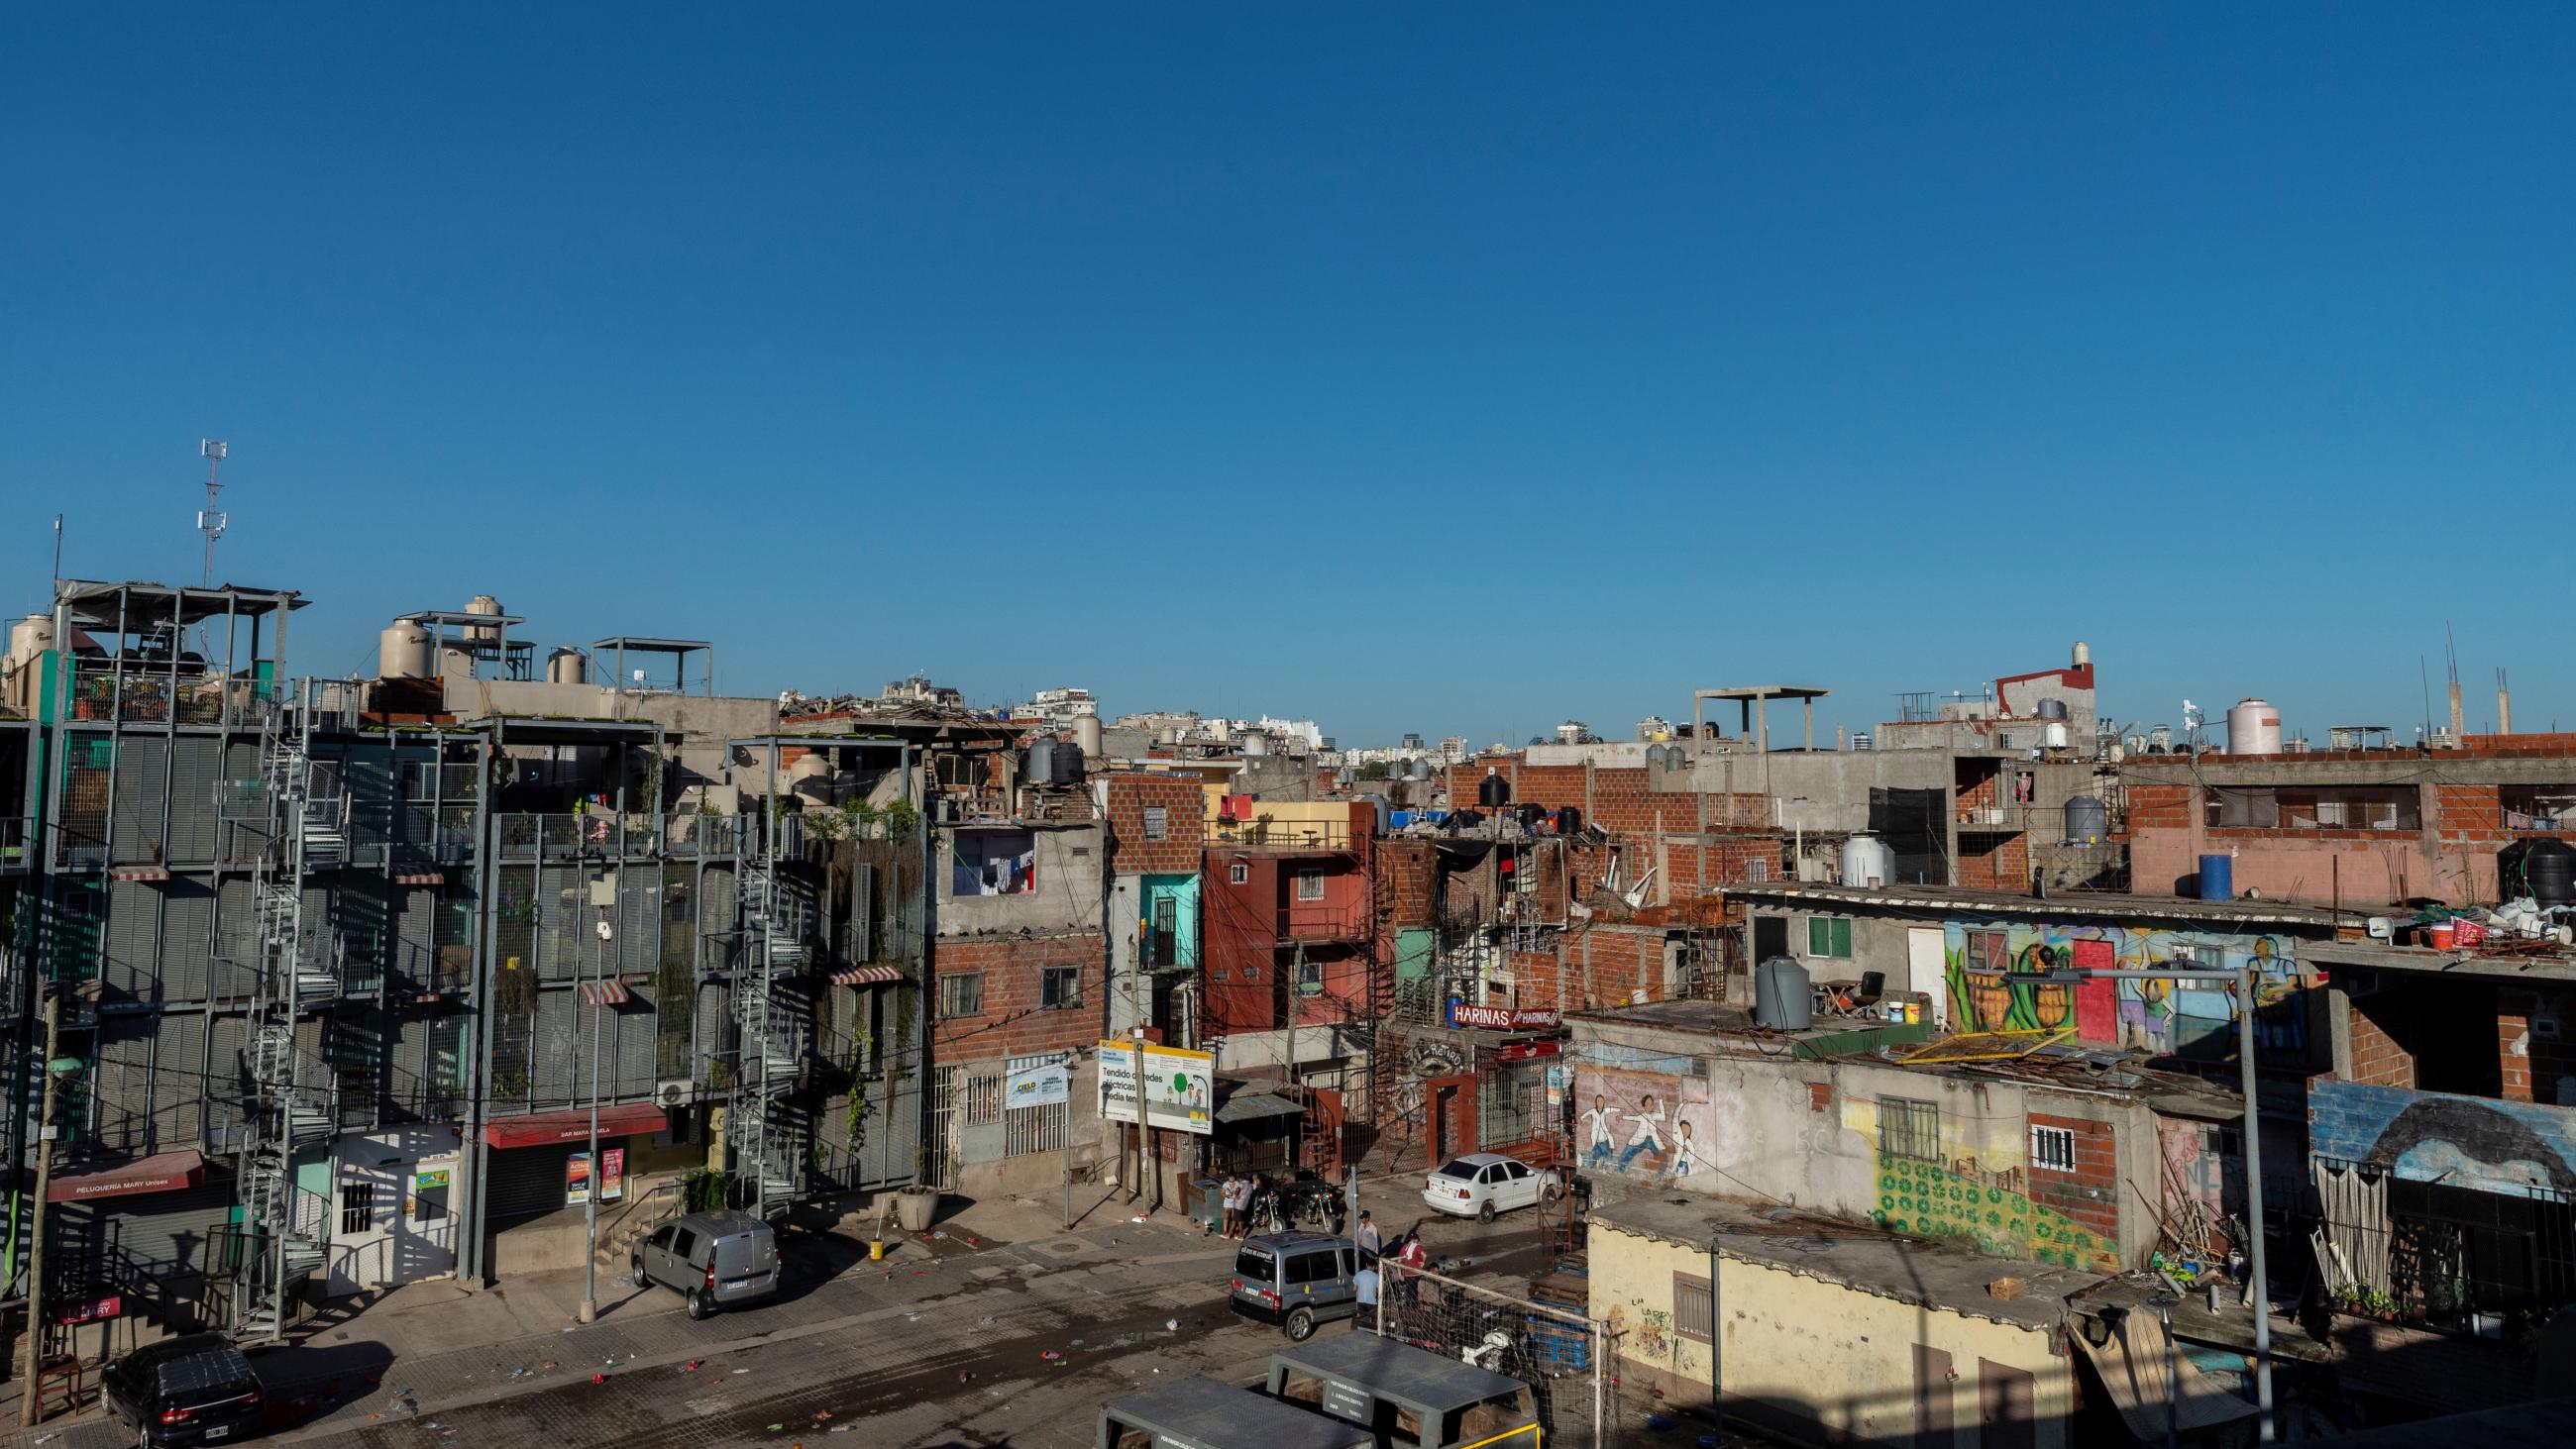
926,1065,961,1190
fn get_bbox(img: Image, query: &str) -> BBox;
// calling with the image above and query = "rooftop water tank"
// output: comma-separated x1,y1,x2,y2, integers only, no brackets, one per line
1840,834,1896,888
1411,758,1435,780
2043,722,2071,750
1243,733,1269,757
465,594,503,643
546,646,589,684
1053,740,1086,783
1850,733,1874,752
1477,772,1512,809
2227,699,2283,756
2036,698,2071,720
2065,795,2108,845
2502,838,2576,907
378,621,433,679
1074,715,1103,758
1356,793,1390,835
9,613,53,671
1755,957,1812,1030
1025,737,1058,784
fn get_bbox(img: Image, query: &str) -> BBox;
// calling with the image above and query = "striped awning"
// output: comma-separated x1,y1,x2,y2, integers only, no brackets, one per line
578,979,633,1006
393,870,445,885
108,866,172,882
830,964,910,986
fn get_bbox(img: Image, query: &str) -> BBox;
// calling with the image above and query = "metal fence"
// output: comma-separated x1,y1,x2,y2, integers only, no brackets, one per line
1380,1265,1615,1449
2311,1158,2576,1328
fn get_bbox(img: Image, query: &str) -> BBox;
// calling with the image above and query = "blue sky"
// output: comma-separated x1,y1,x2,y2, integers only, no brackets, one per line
5,5,2570,747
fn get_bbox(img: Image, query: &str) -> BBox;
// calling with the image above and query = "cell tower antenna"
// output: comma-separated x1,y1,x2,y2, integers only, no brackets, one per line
196,439,229,584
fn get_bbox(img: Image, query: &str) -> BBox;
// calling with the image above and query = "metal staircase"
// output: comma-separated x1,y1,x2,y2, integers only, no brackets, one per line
224,691,339,1344
730,851,805,1218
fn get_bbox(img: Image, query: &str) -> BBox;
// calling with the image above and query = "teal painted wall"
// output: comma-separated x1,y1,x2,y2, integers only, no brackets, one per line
1142,873,1200,967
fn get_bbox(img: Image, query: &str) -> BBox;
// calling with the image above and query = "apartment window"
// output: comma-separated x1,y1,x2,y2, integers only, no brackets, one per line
1673,1272,1713,1343
1230,863,1249,885
1142,805,1167,841
2503,784,2576,830
1297,955,1323,991
1296,871,1326,901
1879,1096,1941,1164
951,829,1036,896
1962,928,2009,973
939,972,985,1019
2029,1124,2079,1174
1041,966,1081,1009
1805,916,1852,959
340,1182,376,1235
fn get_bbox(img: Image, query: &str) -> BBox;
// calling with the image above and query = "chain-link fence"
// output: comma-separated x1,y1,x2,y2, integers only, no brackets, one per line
1380,1265,1615,1449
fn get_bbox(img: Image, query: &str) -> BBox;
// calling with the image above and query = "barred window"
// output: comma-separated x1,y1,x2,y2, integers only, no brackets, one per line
2030,1123,2078,1174
1879,1096,1941,1163
1673,1272,1713,1343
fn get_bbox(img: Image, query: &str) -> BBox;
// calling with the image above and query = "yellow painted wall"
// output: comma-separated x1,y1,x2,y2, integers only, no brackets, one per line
1207,797,1350,840
1589,1220,2075,1449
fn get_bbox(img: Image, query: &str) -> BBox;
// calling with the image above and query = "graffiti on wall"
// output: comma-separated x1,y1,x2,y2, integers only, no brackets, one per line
2310,1079,2576,1196
1842,1095,2119,1271
1570,1066,1718,1180
1941,921,2310,1062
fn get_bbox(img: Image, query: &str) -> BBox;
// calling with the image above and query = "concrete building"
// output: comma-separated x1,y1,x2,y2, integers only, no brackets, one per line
1097,772,1204,1042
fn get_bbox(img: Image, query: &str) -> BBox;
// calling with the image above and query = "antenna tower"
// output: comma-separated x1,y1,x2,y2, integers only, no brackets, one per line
197,439,230,584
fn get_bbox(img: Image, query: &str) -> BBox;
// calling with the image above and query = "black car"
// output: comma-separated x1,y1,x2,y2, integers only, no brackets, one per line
101,1332,266,1447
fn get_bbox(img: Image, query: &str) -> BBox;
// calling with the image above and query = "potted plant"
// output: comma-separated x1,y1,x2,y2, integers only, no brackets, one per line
895,1147,939,1232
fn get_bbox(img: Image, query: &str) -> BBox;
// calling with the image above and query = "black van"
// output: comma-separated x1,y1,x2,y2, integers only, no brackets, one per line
101,1333,267,1447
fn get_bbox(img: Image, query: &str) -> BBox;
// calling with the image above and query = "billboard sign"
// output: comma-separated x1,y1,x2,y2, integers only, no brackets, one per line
1007,1062,1072,1109
1098,1039,1214,1135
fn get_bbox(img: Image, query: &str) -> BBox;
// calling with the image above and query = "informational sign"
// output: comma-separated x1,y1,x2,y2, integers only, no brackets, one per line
1098,1040,1214,1135
601,1146,626,1202
54,1294,122,1326
566,1152,592,1205
1320,1378,1371,1423
1448,1002,1560,1031
1007,1063,1071,1109
413,1168,451,1191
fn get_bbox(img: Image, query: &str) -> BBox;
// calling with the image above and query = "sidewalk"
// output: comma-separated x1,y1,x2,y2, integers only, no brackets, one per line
0,1188,1217,1449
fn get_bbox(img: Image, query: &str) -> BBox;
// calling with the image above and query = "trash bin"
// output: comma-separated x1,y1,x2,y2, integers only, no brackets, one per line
1187,1177,1224,1234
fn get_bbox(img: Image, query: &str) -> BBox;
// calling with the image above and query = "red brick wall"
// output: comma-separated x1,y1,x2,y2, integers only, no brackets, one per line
2026,1111,2121,1254
1377,838,1439,930
1957,832,2030,890
1572,925,1667,1009
1099,773,1204,876
2498,989,2576,1103
2346,993,2416,1089
2126,781,2192,832
930,930,1107,1064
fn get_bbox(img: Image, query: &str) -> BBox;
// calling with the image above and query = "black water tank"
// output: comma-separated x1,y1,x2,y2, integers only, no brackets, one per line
1477,772,1512,808
2502,838,2576,906
1516,802,1547,832
1556,805,1583,836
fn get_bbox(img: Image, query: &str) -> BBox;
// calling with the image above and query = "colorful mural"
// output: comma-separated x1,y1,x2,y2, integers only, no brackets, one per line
1842,1095,2119,1271
1571,1066,1719,1180
2309,1080,2576,1197
1940,920,2311,1064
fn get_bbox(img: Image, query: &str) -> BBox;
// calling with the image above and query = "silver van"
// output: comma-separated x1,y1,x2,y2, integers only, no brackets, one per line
1230,1229,1360,1341
631,1209,781,1318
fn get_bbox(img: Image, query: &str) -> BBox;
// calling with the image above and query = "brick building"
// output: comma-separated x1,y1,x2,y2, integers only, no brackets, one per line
2124,734,2576,907
1199,802,1376,1103
1097,771,1205,1040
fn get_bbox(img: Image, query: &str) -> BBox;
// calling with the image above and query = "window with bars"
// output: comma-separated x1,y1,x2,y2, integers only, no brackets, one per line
1230,863,1248,885
961,1070,1002,1125
340,1182,376,1235
1004,1051,1068,1157
1673,1272,1713,1343
1879,1096,1941,1163
2029,1123,2079,1174
1296,872,1326,901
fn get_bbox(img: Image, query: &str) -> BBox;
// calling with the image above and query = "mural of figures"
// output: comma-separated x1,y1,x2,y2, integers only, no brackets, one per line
1570,1067,1716,1180
1940,920,2312,1065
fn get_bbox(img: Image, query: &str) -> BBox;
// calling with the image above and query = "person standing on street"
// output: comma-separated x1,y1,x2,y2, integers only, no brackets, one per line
1354,1209,1382,1263
1352,1261,1380,1332
1221,1172,1242,1238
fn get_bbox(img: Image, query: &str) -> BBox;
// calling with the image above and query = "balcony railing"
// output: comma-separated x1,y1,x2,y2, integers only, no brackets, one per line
1209,818,1352,852
1281,902,1369,942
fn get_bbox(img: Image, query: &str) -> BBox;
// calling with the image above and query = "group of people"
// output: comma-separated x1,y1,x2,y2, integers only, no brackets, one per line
1217,1171,1266,1239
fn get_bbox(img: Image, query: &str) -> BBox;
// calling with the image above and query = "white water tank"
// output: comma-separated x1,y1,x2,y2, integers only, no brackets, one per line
546,647,589,684
1243,733,1269,757
378,621,433,678
2227,698,2283,755
10,613,55,670
2072,641,2091,668
2043,722,2071,750
465,594,503,644
1075,714,1103,758
1840,834,1897,887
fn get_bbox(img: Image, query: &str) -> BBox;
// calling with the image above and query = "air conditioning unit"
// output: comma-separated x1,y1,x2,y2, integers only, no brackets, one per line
655,1080,697,1108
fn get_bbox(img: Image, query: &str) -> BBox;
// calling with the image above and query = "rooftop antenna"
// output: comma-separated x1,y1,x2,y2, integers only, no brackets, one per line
196,439,229,585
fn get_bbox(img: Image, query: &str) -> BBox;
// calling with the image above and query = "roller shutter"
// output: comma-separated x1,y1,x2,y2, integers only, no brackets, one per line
482,1141,574,1222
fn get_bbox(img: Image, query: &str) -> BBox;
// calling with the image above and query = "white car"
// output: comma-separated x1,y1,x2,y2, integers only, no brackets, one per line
1421,1152,1561,1222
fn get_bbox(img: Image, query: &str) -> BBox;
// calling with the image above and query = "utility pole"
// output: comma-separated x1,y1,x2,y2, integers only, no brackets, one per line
19,993,63,1427
578,896,606,1324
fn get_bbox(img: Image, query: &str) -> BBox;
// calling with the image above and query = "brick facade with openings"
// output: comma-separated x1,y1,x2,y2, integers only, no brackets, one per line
931,931,1107,1064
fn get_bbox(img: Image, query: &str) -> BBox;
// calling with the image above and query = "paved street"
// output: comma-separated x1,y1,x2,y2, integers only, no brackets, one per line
2,1178,1560,1449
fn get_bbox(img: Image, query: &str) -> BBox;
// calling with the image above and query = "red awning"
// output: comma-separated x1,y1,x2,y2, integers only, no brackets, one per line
48,1149,205,1203
830,964,909,986
483,1102,669,1149
108,867,172,883
393,871,445,885
577,979,632,1006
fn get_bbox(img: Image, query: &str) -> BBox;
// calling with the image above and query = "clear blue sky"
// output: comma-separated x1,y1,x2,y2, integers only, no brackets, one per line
6,5,2570,747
